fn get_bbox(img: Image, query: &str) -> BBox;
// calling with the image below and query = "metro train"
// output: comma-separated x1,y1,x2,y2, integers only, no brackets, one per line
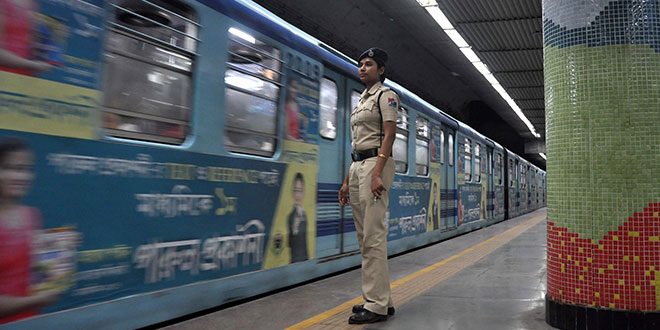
0,0,545,328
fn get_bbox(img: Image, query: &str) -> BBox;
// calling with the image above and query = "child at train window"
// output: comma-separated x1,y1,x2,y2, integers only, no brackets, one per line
288,172,308,263
0,138,60,324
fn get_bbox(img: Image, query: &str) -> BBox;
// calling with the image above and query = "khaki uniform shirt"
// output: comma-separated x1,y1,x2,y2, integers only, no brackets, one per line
350,82,399,151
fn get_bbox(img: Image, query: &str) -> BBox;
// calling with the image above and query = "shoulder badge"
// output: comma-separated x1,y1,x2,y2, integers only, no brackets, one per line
387,97,397,107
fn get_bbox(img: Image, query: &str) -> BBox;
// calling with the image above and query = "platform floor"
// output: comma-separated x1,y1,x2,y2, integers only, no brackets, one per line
163,208,557,330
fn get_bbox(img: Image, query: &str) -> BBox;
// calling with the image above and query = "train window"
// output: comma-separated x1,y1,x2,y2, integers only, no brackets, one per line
319,78,337,139
493,153,499,184
488,151,492,175
500,156,504,185
520,165,526,189
393,107,409,173
464,138,472,181
448,134,454,166
495,153,503,185
224,27,283,156
350,90,361,111
397,106,409,130
348,90,360,142
415,116,429,175
474,144,481,182
440,130,445,164
103,0,199,145
509,159,515,187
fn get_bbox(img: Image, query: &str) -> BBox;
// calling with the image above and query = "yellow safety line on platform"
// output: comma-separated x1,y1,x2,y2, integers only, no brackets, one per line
285,211,547,330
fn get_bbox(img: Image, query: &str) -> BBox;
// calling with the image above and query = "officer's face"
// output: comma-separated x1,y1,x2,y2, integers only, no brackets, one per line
358,58,384,85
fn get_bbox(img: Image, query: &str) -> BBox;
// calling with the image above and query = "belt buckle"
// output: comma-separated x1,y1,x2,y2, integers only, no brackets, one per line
351,151,360,161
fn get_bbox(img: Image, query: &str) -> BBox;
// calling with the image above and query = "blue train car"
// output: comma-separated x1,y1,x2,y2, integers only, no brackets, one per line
0,0,545,328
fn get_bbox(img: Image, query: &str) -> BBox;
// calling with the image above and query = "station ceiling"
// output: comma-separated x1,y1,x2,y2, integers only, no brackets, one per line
253,0,546,169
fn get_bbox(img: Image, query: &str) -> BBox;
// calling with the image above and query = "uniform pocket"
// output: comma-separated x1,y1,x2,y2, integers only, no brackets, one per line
353,97,378,122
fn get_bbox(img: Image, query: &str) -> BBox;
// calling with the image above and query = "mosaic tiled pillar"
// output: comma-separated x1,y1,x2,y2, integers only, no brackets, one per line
543,0,660,328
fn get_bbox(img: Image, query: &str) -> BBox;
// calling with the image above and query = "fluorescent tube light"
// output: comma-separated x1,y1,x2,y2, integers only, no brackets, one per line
426,6,454,29
460,47,480,63
444,29,469,48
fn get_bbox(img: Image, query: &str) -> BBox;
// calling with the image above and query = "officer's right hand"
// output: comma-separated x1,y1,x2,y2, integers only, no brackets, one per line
338,183,349,205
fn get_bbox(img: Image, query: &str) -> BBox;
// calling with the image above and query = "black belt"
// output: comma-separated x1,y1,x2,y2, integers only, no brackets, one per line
351,148,391,161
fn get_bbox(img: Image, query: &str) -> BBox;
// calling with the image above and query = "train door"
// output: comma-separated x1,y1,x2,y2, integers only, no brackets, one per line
446,128,457,228
525,165,532,211
439,128,449,229
532,170,538,209
494,151,504,220
536,173,539,207
316,69,360,258
528,167,533,209
506,155,519,218
504,154,510,219
537,170,541,206
487,146,494,219
515,159,521,216
520,163,528,214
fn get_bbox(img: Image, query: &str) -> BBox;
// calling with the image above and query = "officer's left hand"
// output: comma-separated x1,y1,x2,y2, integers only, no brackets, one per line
371,175,385,199
338,183,349,205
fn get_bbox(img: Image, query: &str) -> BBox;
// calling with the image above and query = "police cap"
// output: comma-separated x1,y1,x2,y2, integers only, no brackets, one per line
358,47,388,67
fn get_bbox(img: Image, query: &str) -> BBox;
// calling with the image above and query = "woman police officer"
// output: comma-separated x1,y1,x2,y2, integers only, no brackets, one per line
338,47,398,324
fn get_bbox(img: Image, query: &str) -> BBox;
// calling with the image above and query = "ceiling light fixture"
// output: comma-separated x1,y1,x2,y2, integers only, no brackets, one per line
416,0,540,138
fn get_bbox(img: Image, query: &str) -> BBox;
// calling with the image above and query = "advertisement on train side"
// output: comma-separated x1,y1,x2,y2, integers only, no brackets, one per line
427,123,444,231
386,176,431,240
0,129,321,323
427,163,442,231
263,65,320,269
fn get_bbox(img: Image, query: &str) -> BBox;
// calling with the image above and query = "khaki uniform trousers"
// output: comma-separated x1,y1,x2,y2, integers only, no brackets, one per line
348,156,395,315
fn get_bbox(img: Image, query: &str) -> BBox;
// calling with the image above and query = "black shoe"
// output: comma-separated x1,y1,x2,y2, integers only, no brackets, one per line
348,310,388,324
352,304,395,316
